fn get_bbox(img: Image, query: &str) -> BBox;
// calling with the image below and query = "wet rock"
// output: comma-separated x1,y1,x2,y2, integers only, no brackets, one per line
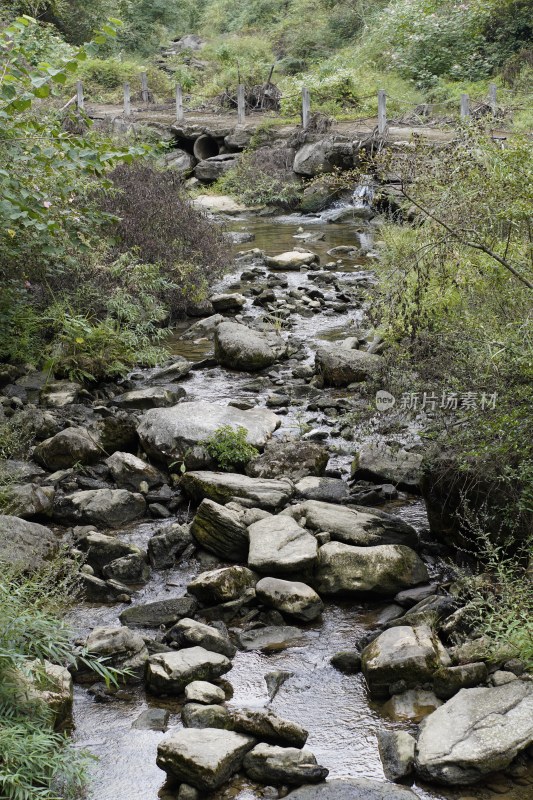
449,636,516,667
191,499,249,561
149,357,191,384
292,500,418,548
185,680,226,704
182,471,293,511
147,647,232,695
243,743,328,785
188,566,258,604
387,594,457,630
432,663,488,700
102,553,151,585
82,626,149,682
237,626,306,652
248,515,318,575
195,154,240,182
0,515,58,570
34,426,100,470
112,386,186,410
382,689,442,722
377,730,415,783
156,728,255,791
120,596,198,628
20,660,73,729
231,708,308,747
294,476,350,503
415,682,533,785
315,346,383,387
361,625,451,698
182,702,232,729
98,411,138,454
4,483,55,519
255,577,323,622
315,543,428,597
177,785,200,800
293,140,338,177
214,321,284,372
106,451,164,491
352,442,424,491
132,708,170,731
210,293,246,312
138,402,280,468
75,532,142,573
0,460,45,482
164,618,236,658
246,440,329,481
395,584,440,608
41,380,81,408
330,650,361,674
266,251,319,270
54,488,146,528
80,574,131,603
148,523,192,569
285,778,419,799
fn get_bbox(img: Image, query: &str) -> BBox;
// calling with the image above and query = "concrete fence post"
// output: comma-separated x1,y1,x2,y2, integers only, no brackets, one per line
302,87,310,130
237,84,246,124
460,93,470,119
140,72,150,104
489,83,497,115
377,89,387,134
176,85,184,122
76,80,84,111
123,82,131,117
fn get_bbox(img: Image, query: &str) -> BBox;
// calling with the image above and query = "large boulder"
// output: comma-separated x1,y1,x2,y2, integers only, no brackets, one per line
146,647,232,695
82,626,149,681
361,625,450,698
415,681,533,785
164,618,236,658
266,251,319,270
106,451,164,492
255,577,323,622
182,471,293,511
76,531,142,572
248,515,318,575
377,730,415,783
148,523,192,569
352,442,424,491
290,500,418,548
119,596,197,628
0,515,58,571
188,566,258,604
195,154,239,182
54,489,145,528
34,426,100,470
156,728,255,791
246,440,329,481
214,321,284,372
285,778,419,799
111,385,186,410
293,140,335,177
315,543,428,597
137,401,280,467
315,346,383,387
4,483,55,519
191,499,249,561
243,744,328,785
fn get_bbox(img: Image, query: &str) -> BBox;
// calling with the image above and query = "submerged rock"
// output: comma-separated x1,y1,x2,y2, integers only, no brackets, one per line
237,626,307,652
112,385,186,410
285,778,419,799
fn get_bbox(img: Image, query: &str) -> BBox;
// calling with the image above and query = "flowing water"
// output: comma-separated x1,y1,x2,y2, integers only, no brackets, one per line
70,200,529,800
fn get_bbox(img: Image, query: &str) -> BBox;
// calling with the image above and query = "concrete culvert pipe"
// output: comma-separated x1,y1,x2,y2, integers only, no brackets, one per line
193,134,220,160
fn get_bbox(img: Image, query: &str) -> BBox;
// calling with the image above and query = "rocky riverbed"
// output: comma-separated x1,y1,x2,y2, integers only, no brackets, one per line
1,200,532,800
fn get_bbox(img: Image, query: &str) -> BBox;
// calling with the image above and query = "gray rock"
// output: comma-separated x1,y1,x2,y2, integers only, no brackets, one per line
415,682,533,784
195,154,239,182
293,141,335,177
246,440,329,481
292,500,418,548
119,596,197,628
215,321,284,372
266,251,319,270
177,785,200,800
165,618,236,658
106,451,164,491
387,594,457,630
315,346,383,387
77,531,142,572
182,471,293,511
112,386,186,410
191,499,249,561
255,577,323,622
156,728,255,791
182,702,232,729
382,689,442,722
361,625,450,698
149,357,191,384
231,708,308,747
147,647,232,695
0,515,58,571
330,650,361,674
352,442,424,490
34,426,100,470
210,293,246,312
238,626,306,652
395,584,440,607
164,148,196,175
285,778,419,799
188,566,258,604
41,380,81,408
54,489,146,528
132,708,170,731
243,743,328,785
83,626,149,681
4,483,55,519
315,543,428,597
377,730,415,782
248,515,318,575
294,476,349,503
148,523,192,569
138,402,280,467
185,680,226,704
102,553,151,585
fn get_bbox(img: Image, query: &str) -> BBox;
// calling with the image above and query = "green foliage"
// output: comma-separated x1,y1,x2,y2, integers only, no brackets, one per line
217,147,301,208
205,425,259,471
64,57,173,102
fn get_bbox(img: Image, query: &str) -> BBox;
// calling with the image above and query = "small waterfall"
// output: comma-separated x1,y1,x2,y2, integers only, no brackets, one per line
320,177,376,223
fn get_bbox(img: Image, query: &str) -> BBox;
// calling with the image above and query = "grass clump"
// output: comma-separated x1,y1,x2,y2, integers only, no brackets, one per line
205,425,259,471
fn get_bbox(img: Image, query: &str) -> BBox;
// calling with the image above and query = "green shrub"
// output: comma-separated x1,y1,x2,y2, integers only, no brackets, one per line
205,425,259,471
64,58,174,103
217,146,302,208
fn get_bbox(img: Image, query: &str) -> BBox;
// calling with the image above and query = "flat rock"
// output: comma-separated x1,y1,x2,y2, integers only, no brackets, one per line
214,321,284,372
266,251,319,270
83,626,149,680
352,442,424,490
119,596,197,628
182,471,293,511
256,577,324,622
182,702,232,729
285,778,419,799
147,647,232,695
415,681,533,785
4,483,55,519
315,542,428,597
191,499,249,561
194,194,253,214
248,515,318,575
0,515,58,571
294,476,350,503
243,743,328,785
137,401,280,467
106,451,164,491
77,531,141,572
238,626,306,652
156,727,255,790
246,440,329,481
149,357,191,384
185,680,226,704
112,386,186,410
165,618,236,658
188,566,258,604
231,708,308,747
315,346,383,386
54,489,145,528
